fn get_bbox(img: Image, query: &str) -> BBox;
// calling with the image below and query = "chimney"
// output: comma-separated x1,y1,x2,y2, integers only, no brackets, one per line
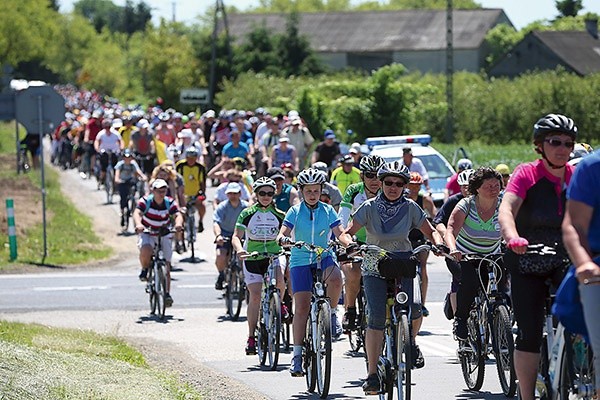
585,18,598,39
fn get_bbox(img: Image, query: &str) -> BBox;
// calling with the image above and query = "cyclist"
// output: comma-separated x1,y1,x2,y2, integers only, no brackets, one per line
94,119,124,184
311,129,341,168
330,154,361,195
338,154,385,331
443,167,504,341
445,158,473,199
562,148,600,398
495,163,511,188
213,182,249,290
406,171,437,317
175,147,207,233
312,162,342,210
433,168,474,315
276,168,354,377
129,119,156,176
231,177,288,355
266,167,299,212
114,149,147,228
214,169,252,205
269,136,298,171
344,161,444,394
401,147,431,192
133,179,183,307
498,113,577,400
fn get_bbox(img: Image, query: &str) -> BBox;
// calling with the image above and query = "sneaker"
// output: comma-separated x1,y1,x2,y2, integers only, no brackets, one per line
197,221,204,233
215,273,225,290
175,241,184,254
281,304,290,321
331,312,342,339
362,373,381,395
342,308,357,331
422,305,430,317
289,355,304,377
411,344,425,369
165,293,173,307
245,337,257,355
138,269,148,281
454,317,468,341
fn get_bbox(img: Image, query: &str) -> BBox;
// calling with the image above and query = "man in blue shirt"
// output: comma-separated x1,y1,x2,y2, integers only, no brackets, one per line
222,128,253,169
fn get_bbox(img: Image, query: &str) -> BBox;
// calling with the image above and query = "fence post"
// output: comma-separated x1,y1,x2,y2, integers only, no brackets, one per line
6,198,17,261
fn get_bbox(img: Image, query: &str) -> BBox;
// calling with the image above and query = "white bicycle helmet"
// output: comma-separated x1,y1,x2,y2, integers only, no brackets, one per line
252,176,277,192
312,161,328,172
377,161,410,183
457,169,475,186
359,154,385,173
297,168,327,187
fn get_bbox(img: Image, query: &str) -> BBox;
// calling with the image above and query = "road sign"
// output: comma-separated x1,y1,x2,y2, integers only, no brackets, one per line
180,88,209,105
0,93,15,121
15,86,64,133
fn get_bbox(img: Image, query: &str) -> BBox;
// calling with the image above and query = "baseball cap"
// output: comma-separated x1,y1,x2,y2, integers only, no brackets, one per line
225,182,242,193
279,136,290,142
178,128,194,139
495,164,511,176
291,118,301,125
402,147,412,154
349,147,358,154
266,167,285,180
324,129,335,139
204,109,216,118
137,119,150,129
152,179,168,189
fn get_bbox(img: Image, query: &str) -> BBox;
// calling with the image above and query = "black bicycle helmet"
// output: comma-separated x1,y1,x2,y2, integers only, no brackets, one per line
377,161,411,183
297,168,327,187
533,113,577,143
359,154,385,173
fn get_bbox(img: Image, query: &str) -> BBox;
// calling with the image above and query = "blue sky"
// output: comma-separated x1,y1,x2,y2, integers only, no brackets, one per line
59,0,600,30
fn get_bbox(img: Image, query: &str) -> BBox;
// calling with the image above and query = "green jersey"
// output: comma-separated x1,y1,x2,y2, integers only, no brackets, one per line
236,203,285,257
339,182,370,243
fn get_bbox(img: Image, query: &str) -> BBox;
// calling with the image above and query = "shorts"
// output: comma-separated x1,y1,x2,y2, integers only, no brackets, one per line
138,233,173,262
244,255,286,285
289,256,336,294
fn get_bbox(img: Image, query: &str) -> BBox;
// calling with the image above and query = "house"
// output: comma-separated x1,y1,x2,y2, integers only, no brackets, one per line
222,9,513,73
489,19,600,77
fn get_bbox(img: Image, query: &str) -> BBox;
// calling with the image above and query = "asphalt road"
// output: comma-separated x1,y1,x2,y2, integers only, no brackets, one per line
0,166,512,399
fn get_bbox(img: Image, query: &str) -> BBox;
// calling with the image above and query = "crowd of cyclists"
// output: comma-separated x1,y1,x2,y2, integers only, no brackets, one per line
45,84,600,399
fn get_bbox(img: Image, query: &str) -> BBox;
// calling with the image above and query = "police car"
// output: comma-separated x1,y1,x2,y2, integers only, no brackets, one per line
366,134,455,206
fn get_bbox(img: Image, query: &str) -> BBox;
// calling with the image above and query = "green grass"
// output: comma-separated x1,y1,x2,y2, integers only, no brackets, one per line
0,121,111,268
0,320,203,399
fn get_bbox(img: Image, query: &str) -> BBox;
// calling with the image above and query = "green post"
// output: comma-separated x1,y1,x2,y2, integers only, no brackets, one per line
6,198,17,261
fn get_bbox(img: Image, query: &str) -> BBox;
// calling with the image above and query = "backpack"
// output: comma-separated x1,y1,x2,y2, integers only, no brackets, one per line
142,194,172,216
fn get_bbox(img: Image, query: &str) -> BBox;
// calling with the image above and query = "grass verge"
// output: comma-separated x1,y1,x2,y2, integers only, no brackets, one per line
0,320,202,399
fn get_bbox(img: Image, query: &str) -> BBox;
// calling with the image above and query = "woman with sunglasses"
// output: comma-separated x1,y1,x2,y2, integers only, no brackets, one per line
232,177,287,356
498,113,577,400
345,161,443,394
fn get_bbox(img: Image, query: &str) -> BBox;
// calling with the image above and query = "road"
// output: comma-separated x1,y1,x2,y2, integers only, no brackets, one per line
0,166,511,399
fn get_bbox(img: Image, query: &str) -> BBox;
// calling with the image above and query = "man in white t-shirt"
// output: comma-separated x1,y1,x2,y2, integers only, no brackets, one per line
402,147,430,192
94,119,124,183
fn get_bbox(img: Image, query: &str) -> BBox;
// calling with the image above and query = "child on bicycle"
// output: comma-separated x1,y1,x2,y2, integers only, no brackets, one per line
232,177,288,356
276,168,353,377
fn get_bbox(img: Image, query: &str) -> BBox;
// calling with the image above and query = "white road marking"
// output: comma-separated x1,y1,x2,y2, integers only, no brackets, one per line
33,286,109,291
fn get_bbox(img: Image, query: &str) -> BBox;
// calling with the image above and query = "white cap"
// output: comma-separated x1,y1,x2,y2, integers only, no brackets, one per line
177,128,193,139
137,119,150,129
151,179,168,189
225,182,242,193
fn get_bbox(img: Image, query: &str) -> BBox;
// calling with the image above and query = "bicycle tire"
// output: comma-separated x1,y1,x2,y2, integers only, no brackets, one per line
225,264,236,318
492,305,517,397
558,332,596,400
396,313,412,400
350,288,367,354
156,262,167,319
186,212,195,258
305,315,317,392
105,167,114,203
537,339,552,400
315,301,332,398
148,266,157,315
267,292,282,370
460,312,485,391
257,320,268,366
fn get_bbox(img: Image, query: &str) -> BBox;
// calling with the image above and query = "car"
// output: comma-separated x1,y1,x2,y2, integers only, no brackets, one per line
365,134,455,206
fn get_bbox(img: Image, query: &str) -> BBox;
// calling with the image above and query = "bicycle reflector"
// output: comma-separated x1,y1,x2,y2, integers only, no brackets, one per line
395,292,409,304
315,282,325,297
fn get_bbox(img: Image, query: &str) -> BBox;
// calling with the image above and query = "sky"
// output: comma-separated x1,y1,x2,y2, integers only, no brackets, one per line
58,0,600,30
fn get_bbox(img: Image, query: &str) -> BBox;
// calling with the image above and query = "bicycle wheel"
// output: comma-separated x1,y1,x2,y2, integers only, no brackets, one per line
395,313,412,400
559,332,596,400
492,305,517,397
460,312,485,391
186,213,195,258
105,167,114,203
537,339,552,400
226,263,244,321
350,289,367,354
315,301,332,398
305,316,317,392
266,291,282,370
148,266,157,315
256,311,268,366
156,262,167,319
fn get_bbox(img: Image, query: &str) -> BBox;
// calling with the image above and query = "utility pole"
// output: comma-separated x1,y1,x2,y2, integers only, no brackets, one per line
445,0,454,143
209,0,232,109
172,1,176,22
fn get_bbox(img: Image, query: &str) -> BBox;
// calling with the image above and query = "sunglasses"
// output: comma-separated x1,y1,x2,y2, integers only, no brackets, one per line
383,180,405,188
257,191,275,197
363,171,377,179
545,138,575,149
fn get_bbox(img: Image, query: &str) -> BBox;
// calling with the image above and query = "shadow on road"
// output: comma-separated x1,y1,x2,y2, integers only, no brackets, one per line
455,390,508,399
135,314,185,324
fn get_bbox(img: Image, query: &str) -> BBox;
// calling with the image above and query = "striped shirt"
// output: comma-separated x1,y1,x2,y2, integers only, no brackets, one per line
454,196,501,254
136,195,179,231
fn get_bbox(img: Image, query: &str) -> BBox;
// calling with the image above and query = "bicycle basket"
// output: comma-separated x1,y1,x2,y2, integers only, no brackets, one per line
244,258,270,275
377,253,418,279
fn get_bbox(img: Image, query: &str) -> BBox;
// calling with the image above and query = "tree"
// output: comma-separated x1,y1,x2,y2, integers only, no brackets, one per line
73,0,151,34
276,12,325,76
234,23,279,75
556,0,583,18
484,24,524,68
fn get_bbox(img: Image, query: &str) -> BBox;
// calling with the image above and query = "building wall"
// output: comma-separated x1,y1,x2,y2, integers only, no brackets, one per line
392,48,481,73
318,53,347,70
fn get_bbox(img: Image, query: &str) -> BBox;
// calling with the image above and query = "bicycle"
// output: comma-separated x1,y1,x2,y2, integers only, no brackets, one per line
183,196,197,258
18,141,30,174
102,150,117,204
143,226,175,320
221,238,246,321
352,243,431,400
287,240,338,399
240,251,285,370
121,178,139,231
442,249,516,396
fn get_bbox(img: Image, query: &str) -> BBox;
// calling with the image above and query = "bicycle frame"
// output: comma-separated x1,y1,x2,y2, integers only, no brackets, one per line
143,227,173,320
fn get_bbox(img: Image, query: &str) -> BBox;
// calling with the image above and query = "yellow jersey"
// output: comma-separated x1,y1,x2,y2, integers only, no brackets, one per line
175,160,207,198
